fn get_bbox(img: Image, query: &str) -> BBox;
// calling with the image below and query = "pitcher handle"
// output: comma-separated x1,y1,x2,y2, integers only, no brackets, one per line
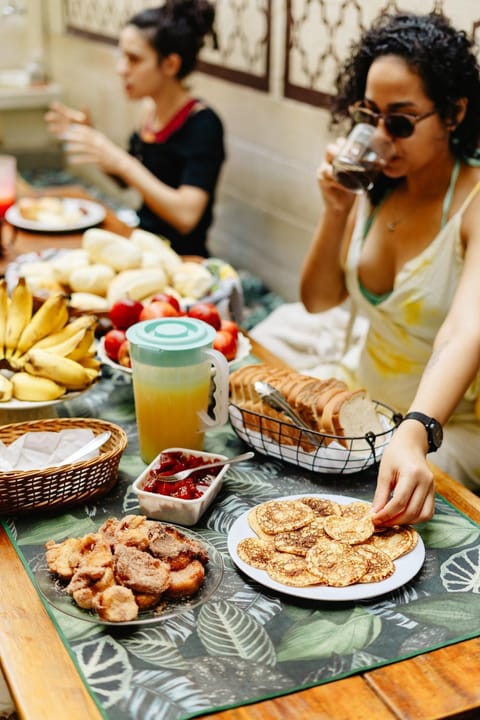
197,348,229,431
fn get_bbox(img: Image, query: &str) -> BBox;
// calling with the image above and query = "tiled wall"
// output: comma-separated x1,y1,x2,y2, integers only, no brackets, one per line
45,1,480,300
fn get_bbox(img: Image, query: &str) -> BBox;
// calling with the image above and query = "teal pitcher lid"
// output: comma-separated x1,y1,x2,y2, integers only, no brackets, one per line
126,317,216,365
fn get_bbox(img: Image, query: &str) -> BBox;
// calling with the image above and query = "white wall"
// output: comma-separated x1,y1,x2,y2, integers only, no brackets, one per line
29,2,480,302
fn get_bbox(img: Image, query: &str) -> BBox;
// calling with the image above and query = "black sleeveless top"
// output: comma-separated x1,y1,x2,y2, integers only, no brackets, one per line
128,103,225,257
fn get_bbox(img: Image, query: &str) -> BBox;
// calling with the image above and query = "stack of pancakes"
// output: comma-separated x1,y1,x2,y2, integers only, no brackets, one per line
238,496,418,588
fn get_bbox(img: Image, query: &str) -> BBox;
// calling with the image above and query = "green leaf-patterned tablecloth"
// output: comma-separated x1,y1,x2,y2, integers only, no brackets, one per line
4,368,480,720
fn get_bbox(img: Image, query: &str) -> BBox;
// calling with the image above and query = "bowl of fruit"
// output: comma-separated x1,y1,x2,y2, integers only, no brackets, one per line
99,294,251,373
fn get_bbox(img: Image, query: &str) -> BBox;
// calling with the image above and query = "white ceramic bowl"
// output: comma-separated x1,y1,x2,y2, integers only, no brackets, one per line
133,447,229,525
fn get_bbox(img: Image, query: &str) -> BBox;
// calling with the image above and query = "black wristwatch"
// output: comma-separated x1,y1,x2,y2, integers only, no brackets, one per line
402,411,443,453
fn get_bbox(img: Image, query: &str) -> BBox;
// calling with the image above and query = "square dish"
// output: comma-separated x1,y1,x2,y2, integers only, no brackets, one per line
133,447,229,525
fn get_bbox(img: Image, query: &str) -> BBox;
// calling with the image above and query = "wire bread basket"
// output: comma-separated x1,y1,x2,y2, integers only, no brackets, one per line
229,401,400,474
0,418,128,516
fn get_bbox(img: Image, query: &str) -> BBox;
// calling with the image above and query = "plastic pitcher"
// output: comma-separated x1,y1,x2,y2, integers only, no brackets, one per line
126,317,229,463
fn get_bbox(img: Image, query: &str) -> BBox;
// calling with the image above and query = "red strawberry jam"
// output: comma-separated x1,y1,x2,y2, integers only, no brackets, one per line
143,451,222,499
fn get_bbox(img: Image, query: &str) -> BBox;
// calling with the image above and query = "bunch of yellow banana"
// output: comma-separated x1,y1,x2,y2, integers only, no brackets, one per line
0,278,102,402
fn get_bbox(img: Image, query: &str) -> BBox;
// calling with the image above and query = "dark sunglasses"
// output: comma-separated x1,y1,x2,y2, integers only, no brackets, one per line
348,103,437,139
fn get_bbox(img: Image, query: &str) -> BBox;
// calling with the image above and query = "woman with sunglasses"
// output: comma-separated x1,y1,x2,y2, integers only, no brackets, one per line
46,0,224,257
301,12,480,525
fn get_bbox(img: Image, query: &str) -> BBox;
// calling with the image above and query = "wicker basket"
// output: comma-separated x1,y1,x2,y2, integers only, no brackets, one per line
229,401,400,475
0,418,128,516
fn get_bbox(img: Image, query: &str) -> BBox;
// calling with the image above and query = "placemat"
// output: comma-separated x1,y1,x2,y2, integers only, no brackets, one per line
5,368,480,720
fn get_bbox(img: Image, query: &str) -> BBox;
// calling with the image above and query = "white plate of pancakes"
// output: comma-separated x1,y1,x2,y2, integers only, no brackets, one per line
228,493,425,602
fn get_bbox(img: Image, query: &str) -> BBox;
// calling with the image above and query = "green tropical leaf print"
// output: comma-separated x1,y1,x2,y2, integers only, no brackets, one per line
417,515,480,549
74,637,132,709
120,616,196,668
277,606,382,661
441,547,480,592
197,599,277,665
17,514,97,545
403,594,480,633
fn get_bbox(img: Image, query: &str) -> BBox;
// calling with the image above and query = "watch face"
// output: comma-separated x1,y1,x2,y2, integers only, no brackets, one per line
430,421,443,449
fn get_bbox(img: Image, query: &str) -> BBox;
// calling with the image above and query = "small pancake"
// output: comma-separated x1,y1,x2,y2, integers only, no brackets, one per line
300,496,342,517
237,537,276,570
266,553,321,587
247,507,272,541
306,539,368,587
354,545,395,583
323,514,375,545
368,526,418,559
273,518,327,556
341,501,373,519
256,499,315,535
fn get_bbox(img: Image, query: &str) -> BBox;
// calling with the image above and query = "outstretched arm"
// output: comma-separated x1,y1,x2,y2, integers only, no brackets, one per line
373,200,480,526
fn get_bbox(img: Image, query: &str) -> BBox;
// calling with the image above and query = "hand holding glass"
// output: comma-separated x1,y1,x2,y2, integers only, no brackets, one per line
331,124,393,193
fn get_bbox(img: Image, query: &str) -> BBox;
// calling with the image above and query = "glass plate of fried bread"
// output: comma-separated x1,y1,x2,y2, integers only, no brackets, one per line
228,493,425,602
34,517,224,625
6,197,106,232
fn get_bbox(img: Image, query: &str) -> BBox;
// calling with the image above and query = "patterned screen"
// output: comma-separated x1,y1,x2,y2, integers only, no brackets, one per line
64,0,480,107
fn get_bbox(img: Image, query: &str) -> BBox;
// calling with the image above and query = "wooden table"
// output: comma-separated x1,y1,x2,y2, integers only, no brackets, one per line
1,193,480,720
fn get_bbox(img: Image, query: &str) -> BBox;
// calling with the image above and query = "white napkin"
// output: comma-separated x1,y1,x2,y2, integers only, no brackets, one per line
0,429,98,472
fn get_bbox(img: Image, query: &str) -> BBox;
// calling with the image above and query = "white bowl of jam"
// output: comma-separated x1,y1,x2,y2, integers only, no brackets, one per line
133,448,229,525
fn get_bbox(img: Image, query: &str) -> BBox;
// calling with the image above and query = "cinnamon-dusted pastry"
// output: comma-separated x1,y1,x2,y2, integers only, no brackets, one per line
45,515,211,622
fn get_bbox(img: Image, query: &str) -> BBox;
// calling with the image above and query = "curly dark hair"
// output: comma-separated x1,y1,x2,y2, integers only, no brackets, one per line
333,12,480,160
129,0,216,79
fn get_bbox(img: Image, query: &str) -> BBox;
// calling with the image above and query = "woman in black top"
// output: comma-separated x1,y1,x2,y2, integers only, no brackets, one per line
46,0,225,257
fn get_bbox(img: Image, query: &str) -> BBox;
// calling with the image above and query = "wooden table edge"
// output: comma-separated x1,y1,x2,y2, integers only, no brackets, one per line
0,524,104,720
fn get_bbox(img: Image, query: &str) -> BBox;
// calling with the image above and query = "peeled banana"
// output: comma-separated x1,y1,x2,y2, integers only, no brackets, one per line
5,277,33,360
11,372,66,402
24,348,97,391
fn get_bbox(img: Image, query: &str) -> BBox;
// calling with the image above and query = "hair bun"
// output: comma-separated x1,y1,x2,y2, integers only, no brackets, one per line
167,0,215,38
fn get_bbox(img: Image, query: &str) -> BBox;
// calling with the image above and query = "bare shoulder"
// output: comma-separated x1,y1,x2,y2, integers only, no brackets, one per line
458,165,480,242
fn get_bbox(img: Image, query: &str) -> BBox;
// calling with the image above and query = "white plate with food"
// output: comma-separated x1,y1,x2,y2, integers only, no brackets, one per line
97,332,252,375
6,197,106,232
35,523,224,626
228,493,425,602
0,378,94,411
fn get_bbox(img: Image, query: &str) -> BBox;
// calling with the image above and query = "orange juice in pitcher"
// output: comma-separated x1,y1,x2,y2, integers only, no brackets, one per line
127,318,229,464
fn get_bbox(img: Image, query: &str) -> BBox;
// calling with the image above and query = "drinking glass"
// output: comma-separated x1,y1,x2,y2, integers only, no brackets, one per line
331,124,393,193
0,155,16,218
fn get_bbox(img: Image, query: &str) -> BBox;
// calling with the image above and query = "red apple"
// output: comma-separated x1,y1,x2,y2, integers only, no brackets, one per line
187,302,222,330
117,339,131,368
213,329,238,361
139,300,180,320
103,329,126,362
109,298,144,330
220,320,239,339
149,292,181,313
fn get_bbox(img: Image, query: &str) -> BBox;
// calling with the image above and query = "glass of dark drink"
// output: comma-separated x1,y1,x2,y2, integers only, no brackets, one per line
331,123,393,193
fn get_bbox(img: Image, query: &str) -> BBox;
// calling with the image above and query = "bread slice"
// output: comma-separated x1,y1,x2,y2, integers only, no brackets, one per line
321,389,384,447
229,364,385,453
